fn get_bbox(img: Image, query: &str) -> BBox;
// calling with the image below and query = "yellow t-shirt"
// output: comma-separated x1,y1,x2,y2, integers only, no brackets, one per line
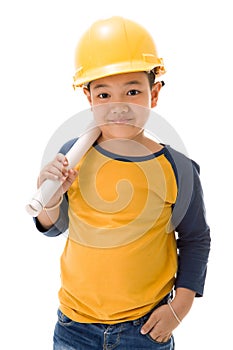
59,145,178,323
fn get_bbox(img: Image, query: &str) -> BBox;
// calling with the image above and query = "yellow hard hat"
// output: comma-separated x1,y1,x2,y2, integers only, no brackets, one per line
73,16,165,89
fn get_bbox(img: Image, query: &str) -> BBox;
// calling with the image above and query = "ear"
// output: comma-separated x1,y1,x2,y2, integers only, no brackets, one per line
83,87,92,105
151,81,163,108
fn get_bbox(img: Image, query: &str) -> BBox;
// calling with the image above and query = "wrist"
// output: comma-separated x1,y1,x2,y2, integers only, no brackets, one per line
168,299,182,324
171,288,195,320
43,196,63,211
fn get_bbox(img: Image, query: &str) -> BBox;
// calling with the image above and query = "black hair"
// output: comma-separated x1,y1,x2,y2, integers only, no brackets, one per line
147,71,155,89
146,71,165,90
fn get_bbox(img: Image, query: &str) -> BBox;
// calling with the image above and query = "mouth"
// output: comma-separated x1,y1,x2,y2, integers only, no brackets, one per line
107,118,134,124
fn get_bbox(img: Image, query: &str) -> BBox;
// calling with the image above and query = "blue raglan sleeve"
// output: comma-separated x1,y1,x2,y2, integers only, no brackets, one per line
174,161,211,296
33,138,78,237
166,147,211,297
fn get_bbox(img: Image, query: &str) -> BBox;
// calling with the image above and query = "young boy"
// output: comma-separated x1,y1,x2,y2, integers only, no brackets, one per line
34,17,210,349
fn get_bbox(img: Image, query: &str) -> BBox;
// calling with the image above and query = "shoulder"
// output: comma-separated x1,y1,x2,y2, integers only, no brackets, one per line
59,138,79,155
164,146,204,230
163,145,200,185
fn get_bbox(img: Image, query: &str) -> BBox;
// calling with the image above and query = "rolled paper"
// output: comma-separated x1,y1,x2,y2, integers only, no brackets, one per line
26,123,101,217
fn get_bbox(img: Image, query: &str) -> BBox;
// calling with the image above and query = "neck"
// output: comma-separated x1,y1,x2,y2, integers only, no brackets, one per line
97,133,163,157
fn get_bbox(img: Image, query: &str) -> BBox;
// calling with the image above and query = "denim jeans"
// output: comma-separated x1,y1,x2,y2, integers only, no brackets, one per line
53,295,174,350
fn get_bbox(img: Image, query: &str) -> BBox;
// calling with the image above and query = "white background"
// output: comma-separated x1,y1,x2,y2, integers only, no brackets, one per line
0,0,232,349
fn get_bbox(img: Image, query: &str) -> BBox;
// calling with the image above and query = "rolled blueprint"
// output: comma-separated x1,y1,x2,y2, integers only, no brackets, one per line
26,123,101,217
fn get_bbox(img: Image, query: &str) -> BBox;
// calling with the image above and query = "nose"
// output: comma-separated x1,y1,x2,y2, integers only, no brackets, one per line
110,103,129,114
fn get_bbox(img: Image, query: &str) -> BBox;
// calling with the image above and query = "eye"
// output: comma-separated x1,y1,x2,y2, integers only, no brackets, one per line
98,93,110,99
127,89,140,96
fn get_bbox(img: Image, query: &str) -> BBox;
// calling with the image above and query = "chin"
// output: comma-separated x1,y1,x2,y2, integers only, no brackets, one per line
102,124,142,140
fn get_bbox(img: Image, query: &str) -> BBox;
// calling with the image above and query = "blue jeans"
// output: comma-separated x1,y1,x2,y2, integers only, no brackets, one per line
53,295,174,350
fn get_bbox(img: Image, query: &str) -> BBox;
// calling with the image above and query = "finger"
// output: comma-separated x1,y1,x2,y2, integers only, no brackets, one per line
62,169,78,190
53,158,69,175
141,314,158,335
66,169,78,181
157,333,171,343
69,169,78,178
41,166,65,181
52,154,69,177
148,325,161,341
149,330,171,343
51,153,70,178
38,154,69,186
56,153,68,166
38,165,67,186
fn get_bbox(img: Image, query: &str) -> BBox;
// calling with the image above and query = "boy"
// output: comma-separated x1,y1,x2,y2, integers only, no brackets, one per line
34,17,210,349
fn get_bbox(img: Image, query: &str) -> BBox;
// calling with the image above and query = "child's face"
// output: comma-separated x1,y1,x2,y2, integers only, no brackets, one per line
83,72,161,141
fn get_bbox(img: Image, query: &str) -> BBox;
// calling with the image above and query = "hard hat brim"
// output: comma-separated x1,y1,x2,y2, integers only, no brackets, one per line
73,59,165,89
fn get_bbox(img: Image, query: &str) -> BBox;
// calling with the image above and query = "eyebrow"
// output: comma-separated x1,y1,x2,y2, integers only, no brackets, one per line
125,80,143,86
93,80,143,90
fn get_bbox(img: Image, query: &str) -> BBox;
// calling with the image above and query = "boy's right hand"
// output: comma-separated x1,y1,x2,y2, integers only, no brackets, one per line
38,153,78,207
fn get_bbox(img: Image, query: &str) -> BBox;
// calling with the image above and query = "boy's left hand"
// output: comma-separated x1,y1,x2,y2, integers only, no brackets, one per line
141,288,195,342
140,304,178,343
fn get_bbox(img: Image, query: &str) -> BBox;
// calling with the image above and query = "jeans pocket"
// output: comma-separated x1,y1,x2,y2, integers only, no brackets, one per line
57,309,75,326
146,333,173,346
